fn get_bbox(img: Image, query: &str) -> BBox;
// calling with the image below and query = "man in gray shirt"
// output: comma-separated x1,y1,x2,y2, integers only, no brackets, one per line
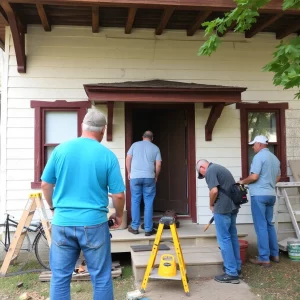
239,135,280,267
197,159,241,284
126,131,162,236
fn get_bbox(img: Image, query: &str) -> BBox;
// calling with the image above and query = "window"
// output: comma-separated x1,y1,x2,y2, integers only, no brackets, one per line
237,102,289,181
31,100,91,189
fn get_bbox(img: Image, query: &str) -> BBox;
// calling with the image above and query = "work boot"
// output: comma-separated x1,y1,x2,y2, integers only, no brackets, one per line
214,273,240,284
128,225,139,235
270,255,280,263
249,258,271,268
145,229,156,236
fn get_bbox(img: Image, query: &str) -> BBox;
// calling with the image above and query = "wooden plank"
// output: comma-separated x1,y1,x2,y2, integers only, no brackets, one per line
1,0,26,73
288,161,300,182
125,7,137,34
7,0,300,14
39,265,122,281
187,11,212,36
245,13,283,38
155,8,174,35
92,6,99,33
36,4,51,31
276,20,300,39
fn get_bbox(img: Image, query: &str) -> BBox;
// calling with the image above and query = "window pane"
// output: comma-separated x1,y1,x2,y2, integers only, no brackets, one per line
248,145,276,171
248,112,277,142
45,111,77,144
46,146,56,162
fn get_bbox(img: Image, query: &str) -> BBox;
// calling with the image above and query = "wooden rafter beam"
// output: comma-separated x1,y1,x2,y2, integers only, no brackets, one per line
1,0,26,73
107,102,114,141
92,6,99,33
36,4,51,31
245,13,283,38
155,8,174,35
187,11,212,36
205,103,225,141
7,0,300,14
125,7,137,34
0,6,9,25
276,20,300,39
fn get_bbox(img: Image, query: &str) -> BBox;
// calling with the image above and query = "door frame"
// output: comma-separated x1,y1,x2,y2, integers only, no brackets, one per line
125,103,196,222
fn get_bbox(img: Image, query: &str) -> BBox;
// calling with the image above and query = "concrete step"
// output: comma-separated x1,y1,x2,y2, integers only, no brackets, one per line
131,243,223,281
110,223,247,253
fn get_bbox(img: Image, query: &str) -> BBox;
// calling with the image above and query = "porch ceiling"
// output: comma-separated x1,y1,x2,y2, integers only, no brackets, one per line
1,0,300,53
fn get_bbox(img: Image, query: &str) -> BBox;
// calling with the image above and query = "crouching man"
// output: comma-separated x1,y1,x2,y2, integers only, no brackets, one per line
196,159,241,284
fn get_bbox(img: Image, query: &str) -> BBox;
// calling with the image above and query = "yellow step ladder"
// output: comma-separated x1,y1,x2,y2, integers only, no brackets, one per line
140,215,190,296
0,193,52,276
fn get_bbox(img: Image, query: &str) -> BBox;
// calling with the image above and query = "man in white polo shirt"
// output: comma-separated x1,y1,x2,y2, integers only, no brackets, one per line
239,135,281,267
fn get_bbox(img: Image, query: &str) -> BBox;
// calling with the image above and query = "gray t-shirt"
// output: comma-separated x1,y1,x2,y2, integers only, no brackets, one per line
127,140,162,179
205,163,238,214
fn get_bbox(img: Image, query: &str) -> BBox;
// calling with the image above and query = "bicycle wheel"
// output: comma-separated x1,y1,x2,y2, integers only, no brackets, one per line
0,223,31,265
34,230,50,270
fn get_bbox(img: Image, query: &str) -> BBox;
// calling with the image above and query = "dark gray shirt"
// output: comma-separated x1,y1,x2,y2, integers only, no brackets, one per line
205,163,238,214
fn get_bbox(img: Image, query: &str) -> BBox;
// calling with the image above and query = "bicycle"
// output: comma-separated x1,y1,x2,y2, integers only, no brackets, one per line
0,214,50,270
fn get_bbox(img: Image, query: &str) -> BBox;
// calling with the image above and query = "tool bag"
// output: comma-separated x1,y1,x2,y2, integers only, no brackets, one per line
219,183,248,206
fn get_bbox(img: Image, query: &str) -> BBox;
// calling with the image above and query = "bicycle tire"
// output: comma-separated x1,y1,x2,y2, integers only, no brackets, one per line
0,223,31,264
34,230,50,270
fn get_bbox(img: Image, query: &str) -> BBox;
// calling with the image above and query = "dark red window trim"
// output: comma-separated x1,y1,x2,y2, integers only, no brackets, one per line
30,100,91,189
236,102,289,182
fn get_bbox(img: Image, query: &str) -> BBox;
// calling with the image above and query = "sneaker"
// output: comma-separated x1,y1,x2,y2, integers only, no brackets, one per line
128,225,139,235
145,229,157,236
222,266,242,277
214,273,240,284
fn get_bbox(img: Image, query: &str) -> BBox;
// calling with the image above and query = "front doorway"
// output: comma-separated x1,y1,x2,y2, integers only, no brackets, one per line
125,103,196,220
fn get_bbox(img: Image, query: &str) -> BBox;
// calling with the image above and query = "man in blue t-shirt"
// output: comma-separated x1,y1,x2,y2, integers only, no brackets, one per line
126,131,162,236
41,109,125,300
239,135,280,267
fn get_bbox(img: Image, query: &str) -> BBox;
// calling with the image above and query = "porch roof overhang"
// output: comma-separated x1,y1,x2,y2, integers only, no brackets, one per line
84,79,246,141
1,0,300,72
84,80,246,103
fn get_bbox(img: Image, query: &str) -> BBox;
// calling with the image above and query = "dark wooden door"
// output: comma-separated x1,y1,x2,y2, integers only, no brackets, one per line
153,110,188,214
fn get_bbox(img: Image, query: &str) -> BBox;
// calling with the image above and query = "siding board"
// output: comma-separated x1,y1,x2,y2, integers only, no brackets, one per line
2,26,299,225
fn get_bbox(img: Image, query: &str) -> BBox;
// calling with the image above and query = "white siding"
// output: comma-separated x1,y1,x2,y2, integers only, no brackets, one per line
1,25,299,222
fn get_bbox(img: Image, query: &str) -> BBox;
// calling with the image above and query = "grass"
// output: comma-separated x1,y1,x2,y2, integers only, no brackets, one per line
1,250,300,300
242,250,300,300
0,253,135,300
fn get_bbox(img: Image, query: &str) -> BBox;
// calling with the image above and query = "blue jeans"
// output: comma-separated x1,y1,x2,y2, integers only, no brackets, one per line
130,178,156,232
50,223,113,300
251,195,279,262
214,212,241,276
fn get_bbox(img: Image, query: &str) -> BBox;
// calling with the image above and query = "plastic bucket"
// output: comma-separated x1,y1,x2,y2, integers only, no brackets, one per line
287,240,300,261
239,240,249,264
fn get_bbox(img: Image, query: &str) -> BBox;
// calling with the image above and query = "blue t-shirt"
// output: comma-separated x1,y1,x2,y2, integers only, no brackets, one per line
248,148,280,196
41,137,125,226
127,140,162,179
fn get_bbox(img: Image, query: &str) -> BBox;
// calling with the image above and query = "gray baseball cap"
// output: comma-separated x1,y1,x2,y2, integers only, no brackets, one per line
83,109,107,130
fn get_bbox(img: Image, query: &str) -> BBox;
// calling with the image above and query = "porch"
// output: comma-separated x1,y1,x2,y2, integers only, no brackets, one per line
110,221,248,280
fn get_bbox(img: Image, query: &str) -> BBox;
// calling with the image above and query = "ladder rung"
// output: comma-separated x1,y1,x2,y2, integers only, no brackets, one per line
294,211,300,215
277,229,295,233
